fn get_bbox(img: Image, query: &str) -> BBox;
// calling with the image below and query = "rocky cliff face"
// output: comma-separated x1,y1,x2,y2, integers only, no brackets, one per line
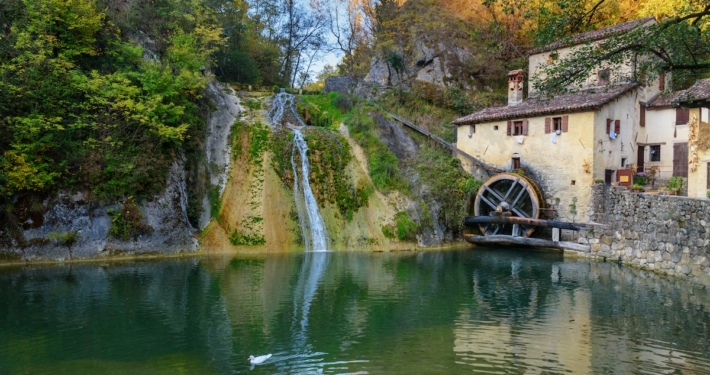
8,160,198,261
1,82,243,262
370,113,454,246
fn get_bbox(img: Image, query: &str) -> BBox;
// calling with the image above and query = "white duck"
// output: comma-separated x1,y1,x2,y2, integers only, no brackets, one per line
248,354,272,365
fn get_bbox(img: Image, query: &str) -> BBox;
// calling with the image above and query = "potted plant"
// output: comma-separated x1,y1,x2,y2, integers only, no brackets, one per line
667,176,683,195
631,183,644,192
634,172,649,187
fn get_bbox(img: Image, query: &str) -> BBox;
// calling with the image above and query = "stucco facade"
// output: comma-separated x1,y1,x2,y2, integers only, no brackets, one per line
642,106,690,181
456,111,595,221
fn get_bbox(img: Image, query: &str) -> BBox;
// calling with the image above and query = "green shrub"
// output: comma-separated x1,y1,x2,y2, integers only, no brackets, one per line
208,185,221,219
229,229,265,246
395,212,418,241
667,176,683,191
595,179,605,184
382,224,395,239
344,107,408,192
47,231,78,247
108,197,152,241
707,190,710,199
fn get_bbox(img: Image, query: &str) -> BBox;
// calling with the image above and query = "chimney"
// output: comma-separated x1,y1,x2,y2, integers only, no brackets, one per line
508,70,525,106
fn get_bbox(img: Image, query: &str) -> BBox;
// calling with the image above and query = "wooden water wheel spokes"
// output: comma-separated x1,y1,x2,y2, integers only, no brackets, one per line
473,173,542,238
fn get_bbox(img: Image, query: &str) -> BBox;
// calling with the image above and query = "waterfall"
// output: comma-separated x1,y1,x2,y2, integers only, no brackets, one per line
269,90,330,251
269,90,306,127
291,130,329,251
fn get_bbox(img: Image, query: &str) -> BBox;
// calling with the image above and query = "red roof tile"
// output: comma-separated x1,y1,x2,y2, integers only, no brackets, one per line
648,79,710,108
453,84,638,125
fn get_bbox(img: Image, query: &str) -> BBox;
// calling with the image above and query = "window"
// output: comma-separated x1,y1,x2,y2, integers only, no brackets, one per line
650,145,661,162
621,158,627,168
659,73,665,91
507,120,528,136
640,103,646,127
545,116,568,134
598,69,610,86
494,125,499,131
468,124,475,138
512,157,521,169
676,108,690,125
553,117,562,132
607,119,620,135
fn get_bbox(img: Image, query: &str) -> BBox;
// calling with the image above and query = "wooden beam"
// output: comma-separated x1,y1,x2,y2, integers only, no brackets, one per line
464,215,600,230
464,235,591,252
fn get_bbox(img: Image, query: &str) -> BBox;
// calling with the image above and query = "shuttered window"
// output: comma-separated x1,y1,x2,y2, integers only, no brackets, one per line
606,118,613,134
561,116,569,132
640,103,646,127
676,108,690,125
547,116,569,133
615,119,621,135
509,120,528,136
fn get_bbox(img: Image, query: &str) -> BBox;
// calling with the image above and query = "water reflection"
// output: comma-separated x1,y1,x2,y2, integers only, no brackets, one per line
0,249,708,374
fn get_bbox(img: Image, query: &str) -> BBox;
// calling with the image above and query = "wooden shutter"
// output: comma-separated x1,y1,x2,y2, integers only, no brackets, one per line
545,117,551,134
676,108,689,125
673,143,688,177
614,119,620,135
640,103,646,127
659,73,665,91
507,121,512,136
522,120,529,135
606,119,612,134
561,116,569,132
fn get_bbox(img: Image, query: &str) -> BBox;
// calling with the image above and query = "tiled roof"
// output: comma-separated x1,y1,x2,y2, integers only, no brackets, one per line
679,78,710,103
452,83,638,125
648,79,710,108
529,17,656,55
647,91,684,108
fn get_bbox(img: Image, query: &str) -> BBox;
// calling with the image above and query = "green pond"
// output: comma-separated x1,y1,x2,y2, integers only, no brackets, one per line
1,248,710,374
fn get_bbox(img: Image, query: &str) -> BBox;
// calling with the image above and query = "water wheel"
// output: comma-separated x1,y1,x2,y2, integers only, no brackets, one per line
473,173,543,237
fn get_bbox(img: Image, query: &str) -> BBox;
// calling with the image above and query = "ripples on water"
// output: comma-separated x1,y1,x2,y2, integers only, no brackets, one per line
0,249,709,374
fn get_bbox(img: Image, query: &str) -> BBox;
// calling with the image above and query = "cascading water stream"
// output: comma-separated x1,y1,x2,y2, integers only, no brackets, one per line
291,130,329,251
269,90,330,251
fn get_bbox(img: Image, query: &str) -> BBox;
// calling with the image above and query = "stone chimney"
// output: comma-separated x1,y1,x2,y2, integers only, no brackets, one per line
508,70,525,106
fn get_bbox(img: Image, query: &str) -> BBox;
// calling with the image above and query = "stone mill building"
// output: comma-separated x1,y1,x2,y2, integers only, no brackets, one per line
452,17,710,221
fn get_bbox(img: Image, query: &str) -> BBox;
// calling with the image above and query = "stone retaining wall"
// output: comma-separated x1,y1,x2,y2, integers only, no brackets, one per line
577,185,710,285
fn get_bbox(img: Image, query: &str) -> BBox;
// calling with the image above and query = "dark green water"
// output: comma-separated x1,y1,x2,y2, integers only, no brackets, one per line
1,249,710,374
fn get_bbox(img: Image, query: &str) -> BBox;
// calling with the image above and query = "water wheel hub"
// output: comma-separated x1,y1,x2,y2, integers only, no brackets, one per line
473,173,544,237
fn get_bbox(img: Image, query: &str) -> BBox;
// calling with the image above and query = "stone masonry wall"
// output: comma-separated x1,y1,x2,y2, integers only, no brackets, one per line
578,185,710,285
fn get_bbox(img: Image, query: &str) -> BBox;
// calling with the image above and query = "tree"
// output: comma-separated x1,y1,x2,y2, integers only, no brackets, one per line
532,2,710,93
282,0,328,88
312,0,368,78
